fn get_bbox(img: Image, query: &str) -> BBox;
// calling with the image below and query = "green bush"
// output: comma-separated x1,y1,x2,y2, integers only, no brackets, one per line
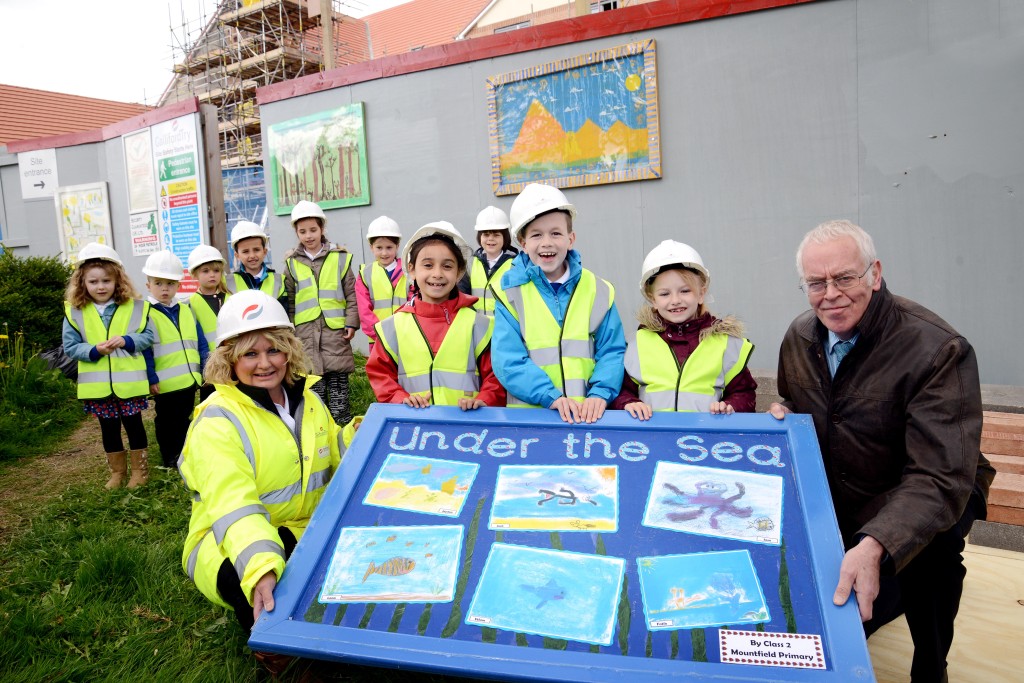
0,248,73,352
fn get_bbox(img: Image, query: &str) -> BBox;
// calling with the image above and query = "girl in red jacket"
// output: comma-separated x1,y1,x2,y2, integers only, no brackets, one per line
366,221,505,409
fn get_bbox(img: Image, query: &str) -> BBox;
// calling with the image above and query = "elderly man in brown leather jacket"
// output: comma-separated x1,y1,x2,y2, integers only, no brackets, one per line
770,219,994,683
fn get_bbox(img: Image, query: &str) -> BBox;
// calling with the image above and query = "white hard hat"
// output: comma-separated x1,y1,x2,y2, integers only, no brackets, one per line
187,244,226,272
290,200,326,228
142,250,185,280
76,242,122,266
366,215,402,241
214,289,294,347
509,183,577,240
229,220,268,249
474,206,511,233
401,221,472,267
640,240,710,291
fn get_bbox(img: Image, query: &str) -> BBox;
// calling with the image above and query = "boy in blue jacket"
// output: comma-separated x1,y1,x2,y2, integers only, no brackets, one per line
492,183,626,423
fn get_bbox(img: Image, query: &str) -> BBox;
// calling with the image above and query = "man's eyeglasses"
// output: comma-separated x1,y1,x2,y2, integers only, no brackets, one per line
799,264,872,295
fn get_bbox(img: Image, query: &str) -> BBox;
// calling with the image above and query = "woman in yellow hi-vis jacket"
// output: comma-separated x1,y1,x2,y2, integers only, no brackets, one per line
179,290,358,645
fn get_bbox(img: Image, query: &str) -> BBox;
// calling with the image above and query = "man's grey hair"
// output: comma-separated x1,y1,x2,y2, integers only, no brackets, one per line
796,219,878,284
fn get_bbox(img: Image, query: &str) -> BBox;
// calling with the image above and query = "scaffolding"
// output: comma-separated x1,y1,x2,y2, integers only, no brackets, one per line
166,0,365,168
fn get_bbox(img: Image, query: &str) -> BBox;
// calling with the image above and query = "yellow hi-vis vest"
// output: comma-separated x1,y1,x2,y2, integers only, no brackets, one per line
375,307,492,406
495,269,613,406
288,251,352,328
189,291,227,349
624,329,753,412
149,304,204,393
64,300,150,400
179,377,341,610
469,257,514,316
359,261,407,321
226,271,284,298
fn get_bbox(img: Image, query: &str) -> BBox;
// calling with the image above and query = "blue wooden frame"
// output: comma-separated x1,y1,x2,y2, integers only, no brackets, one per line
249,405,875,682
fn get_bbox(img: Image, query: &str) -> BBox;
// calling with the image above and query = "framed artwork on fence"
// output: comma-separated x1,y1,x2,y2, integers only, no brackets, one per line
486,39,661,196
53,182,113,264
266,102,370,215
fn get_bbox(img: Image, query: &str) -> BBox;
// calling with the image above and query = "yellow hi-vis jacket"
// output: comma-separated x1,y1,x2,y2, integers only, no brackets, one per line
374,308,493,406
288,251,353,328
189,291,227,349
494,270,613,406
226,271,285,298
469,258,514,316
149,304,204,393
64,300,150,399
179,377,343,610
359,261,406,321
625,329,753,412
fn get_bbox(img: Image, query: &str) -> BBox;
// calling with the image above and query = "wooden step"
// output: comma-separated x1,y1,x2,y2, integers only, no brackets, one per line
987,453,1024,475
987,504,1024,526
989,471,1024,508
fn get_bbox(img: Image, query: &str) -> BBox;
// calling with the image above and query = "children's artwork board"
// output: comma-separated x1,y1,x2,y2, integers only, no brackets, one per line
249,406,875,682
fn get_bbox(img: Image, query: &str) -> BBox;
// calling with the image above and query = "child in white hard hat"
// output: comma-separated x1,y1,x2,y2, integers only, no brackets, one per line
366,222,505,409
140,250,209,468
283,200,360,425
457,206,519,315
491,183,626,424
356,216,406,345
613,240,757,418
187,244,228,401
62,242,154,489
226,220,286,307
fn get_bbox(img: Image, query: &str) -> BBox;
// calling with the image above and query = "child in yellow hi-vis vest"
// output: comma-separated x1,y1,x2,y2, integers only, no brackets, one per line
612,240,757,418
457,205,520,315
283,200,359,424
366,222,505,409
62,242,154,489
187,244,229,402
356,215,406,345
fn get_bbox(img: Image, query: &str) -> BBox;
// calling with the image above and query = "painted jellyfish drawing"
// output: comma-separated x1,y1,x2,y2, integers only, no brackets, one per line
465,544,626,646
488,465,619,531
642,461,784,545
364,453,480,517
636,550,770,630
318,525,463,603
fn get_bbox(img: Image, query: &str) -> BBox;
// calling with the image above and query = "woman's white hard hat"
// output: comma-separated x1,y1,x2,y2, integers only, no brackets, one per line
215,289,293,347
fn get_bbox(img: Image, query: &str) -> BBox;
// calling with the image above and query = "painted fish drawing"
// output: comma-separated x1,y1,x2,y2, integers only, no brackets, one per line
520,578,565,608
362,556,416,583
385,535,397,542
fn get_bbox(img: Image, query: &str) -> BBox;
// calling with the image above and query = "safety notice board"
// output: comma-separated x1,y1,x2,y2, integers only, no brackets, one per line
249,406,875,682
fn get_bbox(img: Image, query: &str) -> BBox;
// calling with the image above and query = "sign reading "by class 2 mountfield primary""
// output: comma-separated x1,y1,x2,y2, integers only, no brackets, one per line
251,407,874,683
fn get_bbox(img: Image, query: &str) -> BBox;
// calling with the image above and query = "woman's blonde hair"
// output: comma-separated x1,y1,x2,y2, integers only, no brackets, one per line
636,266,709,333
65,259,140,307
190,261,229,295
203,328,311,386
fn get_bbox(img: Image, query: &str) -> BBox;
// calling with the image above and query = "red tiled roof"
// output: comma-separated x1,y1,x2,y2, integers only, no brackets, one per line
0,84,152,146
363,0,491,57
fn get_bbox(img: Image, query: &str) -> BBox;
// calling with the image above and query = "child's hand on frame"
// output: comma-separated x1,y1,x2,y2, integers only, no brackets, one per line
403,394,431,409
579,396,606,424
457,397,486,411
550,396,582,424
709,401,735,415
624,401,652,421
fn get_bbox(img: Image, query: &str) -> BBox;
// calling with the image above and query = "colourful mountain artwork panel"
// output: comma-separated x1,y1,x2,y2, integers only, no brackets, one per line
486,40,661,195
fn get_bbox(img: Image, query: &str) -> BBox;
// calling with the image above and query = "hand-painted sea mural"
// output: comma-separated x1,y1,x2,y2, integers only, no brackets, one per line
489,465,619,532
364,453,480,518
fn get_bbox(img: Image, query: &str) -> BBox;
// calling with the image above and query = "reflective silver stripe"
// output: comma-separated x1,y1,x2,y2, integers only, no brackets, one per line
624,345,642,383
322,308,346,321
318,286,343,299
127,300,147,332
151,341,197,358
234,539,284,581
642,389,678,411
293,297,319,315
212,504,269,544
193,406,257,473
433,370,479,392
400,373,432,394
155,364,200,381
260,480,302,506
502,286,527,337
560,338,592,357
186,530,210,580
564,379,588,399
109,369,148,384
528,346,560,366
590,278,611,333
378,320,408,379
471,313,491,352
69,307,86,332
225,278,239,294
720,336,745,391
677,392,715,412
337,431,347,459
373,297,393,308
295,276,315,289
306,467,332,493
471,286,485,298
77,370,111,383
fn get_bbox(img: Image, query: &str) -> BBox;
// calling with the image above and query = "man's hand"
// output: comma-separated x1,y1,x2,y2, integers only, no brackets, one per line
768,402,792,420
834,535,886,621
252,571,278,626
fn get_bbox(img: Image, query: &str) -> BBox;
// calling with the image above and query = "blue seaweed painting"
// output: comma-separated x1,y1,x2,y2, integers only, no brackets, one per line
319,525,463,603
642,461,784,545
465,544,625,646
489,465,619,532
636,550,770,630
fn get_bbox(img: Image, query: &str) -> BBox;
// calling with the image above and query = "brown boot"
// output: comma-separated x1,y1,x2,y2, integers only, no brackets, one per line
105,451,128,489
127,449,149,488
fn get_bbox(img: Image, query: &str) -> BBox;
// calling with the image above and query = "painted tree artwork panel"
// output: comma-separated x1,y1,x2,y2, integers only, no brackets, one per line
488,465,619,532
486,40,661,195
464,544,626,646
364,454,480,518
636,550,770,631
266,103,370,215
642,461,785,545
319,525,463,603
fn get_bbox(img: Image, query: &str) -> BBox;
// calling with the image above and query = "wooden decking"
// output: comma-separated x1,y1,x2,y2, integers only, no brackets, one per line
868,542,1024,682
